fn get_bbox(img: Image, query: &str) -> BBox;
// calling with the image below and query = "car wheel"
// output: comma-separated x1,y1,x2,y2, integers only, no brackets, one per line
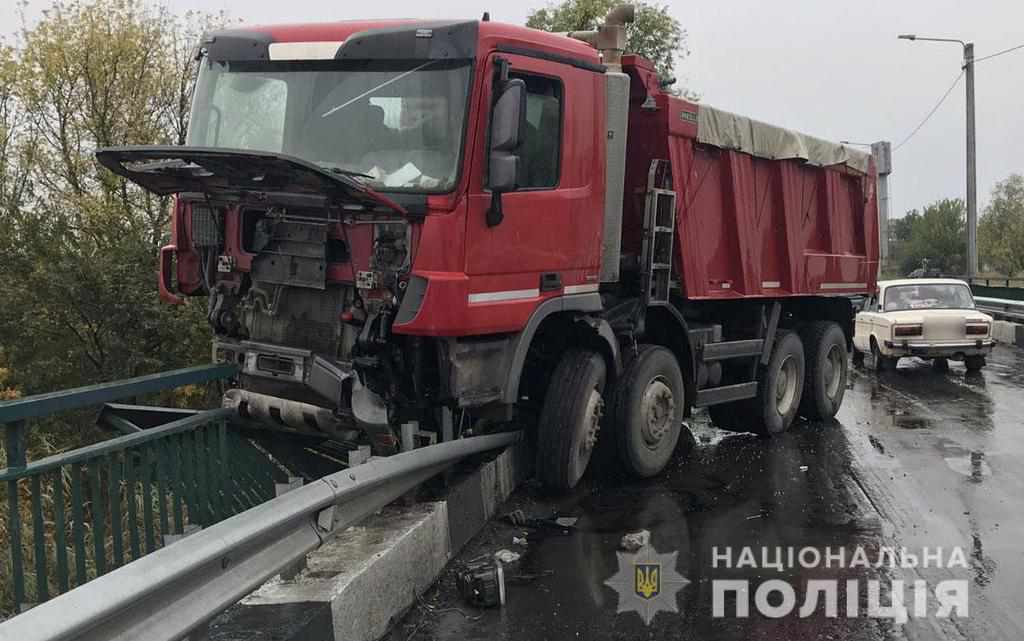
871,340,896,371
798,321,847,420
610,345,685,478
536,349,606,490
932,357,949,371
965,355,986,372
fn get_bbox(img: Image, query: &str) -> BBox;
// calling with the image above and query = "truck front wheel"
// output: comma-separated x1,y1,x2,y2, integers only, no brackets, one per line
536,349,607,490
611,345,685,478
798,321,847,420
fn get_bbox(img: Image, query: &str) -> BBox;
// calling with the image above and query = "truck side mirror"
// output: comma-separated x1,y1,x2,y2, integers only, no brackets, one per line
486,78,526,226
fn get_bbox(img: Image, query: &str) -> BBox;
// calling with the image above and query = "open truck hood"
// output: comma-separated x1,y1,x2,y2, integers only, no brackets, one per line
95,146,407,215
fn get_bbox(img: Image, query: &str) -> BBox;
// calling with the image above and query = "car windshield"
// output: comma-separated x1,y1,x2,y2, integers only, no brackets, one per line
186,58,472,193
883,283,976,311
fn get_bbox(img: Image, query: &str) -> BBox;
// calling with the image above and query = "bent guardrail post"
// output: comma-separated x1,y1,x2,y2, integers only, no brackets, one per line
0,430,521,641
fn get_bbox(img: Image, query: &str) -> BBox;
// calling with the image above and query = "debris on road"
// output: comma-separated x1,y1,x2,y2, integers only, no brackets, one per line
494,549,521,564
456,559,506,608
503,509,577,533
620,529,650,551
799,465,809,472
512,536,528,547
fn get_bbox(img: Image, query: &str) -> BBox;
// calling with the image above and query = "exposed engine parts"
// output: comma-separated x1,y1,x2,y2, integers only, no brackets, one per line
191,200,428,452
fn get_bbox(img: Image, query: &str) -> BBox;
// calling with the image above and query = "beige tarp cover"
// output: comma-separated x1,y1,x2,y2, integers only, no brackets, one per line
697,104,871,174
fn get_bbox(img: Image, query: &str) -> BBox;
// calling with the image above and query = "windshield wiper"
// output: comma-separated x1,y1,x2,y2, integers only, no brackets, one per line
321,165,374,180
320,60,438,118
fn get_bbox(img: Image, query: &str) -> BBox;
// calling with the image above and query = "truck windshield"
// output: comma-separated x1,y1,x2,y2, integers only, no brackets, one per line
883,283,976,312
186,58,472,193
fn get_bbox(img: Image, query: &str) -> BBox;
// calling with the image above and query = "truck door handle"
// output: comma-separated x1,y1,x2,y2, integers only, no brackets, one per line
540,272,562,292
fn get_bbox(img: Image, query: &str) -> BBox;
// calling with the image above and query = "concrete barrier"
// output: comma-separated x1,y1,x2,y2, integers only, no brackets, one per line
208,442,529,641
992,320,1024,347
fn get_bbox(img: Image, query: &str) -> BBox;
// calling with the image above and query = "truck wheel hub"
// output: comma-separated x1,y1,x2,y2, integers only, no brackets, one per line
579,389,603,458
640,377,675,447
776,355,798,416
825,344,843,398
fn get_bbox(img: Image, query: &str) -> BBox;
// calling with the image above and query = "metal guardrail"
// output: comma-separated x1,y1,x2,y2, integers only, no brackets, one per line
0,430,521,641
975,296,1024,322
0,364,272,613
941,275,1024,302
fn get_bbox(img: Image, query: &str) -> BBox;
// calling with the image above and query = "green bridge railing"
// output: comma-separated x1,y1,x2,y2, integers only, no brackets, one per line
0,364,277,613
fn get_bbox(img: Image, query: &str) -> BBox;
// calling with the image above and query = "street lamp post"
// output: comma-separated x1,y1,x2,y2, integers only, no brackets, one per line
898,34,978,278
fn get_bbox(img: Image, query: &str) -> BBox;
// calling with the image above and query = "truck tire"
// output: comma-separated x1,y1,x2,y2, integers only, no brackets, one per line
610,345,685,478
707,332,804,435
536,349,607,490
964,355,985,372
798,321,847,420
750,331,805,435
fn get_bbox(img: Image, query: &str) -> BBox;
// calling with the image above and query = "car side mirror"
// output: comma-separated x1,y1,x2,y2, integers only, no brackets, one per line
486,78,526,226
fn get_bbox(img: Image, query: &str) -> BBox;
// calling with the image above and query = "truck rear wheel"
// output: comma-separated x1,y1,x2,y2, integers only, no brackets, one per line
965,355,986,372
707,332,804,435
798,321,847,420
750,331,805,435
536,349,607,490
610,345,685,478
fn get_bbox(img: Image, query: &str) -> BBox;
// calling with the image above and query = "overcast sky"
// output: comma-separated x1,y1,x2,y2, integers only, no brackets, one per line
3,0,1022,219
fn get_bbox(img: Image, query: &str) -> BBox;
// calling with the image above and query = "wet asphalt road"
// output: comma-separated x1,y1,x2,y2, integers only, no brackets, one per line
392,346,1024,641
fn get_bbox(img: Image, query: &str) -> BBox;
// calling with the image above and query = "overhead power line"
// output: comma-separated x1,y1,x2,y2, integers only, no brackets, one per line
974,42,1024,64
893,71,964,151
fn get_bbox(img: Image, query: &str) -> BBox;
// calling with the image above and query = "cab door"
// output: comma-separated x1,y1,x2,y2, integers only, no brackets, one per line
463,52,604,302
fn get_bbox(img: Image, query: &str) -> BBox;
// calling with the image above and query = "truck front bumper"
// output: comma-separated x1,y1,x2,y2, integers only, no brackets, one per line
882,339,995,359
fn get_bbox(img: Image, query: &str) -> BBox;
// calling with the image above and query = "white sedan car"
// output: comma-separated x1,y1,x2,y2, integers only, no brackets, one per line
853,279,994,371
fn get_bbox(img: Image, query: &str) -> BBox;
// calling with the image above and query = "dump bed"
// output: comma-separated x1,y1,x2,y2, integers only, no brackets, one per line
622,57,879,300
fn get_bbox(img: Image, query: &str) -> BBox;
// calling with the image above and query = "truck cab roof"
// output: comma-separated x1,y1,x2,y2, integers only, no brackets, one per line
202,19,603,69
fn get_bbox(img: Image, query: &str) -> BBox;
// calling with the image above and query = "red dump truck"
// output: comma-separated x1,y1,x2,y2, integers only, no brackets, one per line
98,5,878,489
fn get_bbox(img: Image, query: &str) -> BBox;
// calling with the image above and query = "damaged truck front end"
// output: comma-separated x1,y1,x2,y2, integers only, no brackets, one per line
96,23,479,453
97,146,432,453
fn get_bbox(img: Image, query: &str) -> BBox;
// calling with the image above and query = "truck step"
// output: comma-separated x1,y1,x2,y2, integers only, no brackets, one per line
701,339,765,362
695,382,758,407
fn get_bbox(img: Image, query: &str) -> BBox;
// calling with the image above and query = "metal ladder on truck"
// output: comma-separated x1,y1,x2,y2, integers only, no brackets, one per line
641,159,676,305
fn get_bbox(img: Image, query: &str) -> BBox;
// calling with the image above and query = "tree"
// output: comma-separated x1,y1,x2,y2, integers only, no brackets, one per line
890,209,920,243
978,174,1024,276
526,0,688,79
0,0,224,396
894,199,966,275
